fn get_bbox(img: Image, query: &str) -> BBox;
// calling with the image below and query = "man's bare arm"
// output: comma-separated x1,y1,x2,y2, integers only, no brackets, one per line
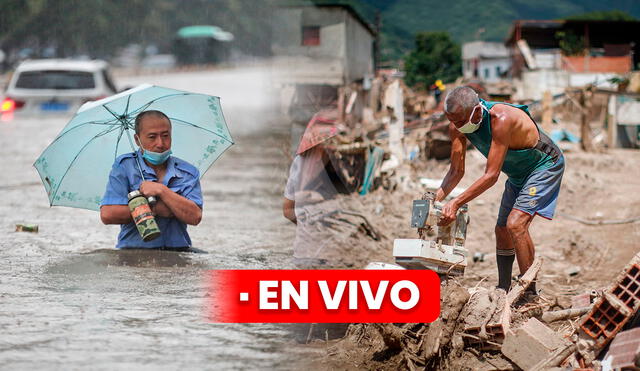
453,116,509,206
436,123,467,201
152,199,174,218
100,205,132,225
101,197,177,225
140,181,201,225
439,115,511,227
159,189,201,225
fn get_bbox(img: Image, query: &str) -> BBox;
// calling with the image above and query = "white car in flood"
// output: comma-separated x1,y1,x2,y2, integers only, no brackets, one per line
1,59,117,117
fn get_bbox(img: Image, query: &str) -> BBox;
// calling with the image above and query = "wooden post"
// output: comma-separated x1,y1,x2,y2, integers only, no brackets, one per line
580,89,593,152
542,90,553,132
607,94,617,149
384,80,405,163
369,78,381,113
337,86,345,123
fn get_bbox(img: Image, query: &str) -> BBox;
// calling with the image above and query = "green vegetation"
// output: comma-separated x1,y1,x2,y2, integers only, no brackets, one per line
555,31,585,56
0,0,638,64
361,0,640,62
403,32,461,89
565,9,637,21
0,0,275,59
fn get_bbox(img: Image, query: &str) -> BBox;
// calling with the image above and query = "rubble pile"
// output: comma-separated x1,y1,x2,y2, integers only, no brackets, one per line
285,73,640,369
316,253,640,370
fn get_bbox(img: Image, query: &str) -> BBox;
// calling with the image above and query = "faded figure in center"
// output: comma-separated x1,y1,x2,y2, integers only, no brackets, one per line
282,110,351,268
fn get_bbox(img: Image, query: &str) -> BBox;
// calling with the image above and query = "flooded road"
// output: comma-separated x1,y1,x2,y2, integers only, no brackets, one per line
0,68,301,369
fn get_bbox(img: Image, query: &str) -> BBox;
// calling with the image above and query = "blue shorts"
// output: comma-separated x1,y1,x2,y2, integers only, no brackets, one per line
497,156,565,226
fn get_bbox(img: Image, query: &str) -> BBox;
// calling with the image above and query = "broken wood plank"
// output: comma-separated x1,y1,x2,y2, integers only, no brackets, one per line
580,89,594,152
542,90,553,132
506,257,543,306
541,306,592,323
608,94,617,149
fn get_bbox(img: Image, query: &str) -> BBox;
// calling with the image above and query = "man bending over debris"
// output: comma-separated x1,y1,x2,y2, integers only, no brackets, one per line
437,86,564,297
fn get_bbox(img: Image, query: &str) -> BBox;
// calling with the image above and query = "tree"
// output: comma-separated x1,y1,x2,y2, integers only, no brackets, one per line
0,0,276,61
555,31,585,56
403,31,461,90
565,9,637,21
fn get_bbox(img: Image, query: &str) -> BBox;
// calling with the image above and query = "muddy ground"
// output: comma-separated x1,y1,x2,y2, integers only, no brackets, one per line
289,144,640,369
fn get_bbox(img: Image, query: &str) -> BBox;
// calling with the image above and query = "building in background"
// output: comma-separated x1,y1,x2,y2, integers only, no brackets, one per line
271,0,377,153
462,41,510,83
505,19,640,100
271,1,375,86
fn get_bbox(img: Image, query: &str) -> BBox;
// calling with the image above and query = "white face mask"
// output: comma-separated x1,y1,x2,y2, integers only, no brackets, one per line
457,104,484,134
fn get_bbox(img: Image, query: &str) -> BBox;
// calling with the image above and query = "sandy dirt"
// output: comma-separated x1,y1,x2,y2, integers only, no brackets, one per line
305,145,640,297
287,144,640,369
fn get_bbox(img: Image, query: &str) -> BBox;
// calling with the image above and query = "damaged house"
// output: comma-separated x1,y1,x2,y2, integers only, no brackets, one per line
462,41,511,83
506,19,640,100
271,1,376,125
272,1,378,194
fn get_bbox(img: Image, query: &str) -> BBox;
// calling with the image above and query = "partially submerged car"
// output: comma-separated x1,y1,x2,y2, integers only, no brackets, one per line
1,59,117,117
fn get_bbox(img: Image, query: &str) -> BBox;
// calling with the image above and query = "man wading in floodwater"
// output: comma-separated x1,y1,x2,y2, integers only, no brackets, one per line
100,110,203,250
436,86,564,298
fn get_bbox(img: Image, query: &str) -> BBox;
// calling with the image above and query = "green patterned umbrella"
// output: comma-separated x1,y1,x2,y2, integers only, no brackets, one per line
34,84,234,210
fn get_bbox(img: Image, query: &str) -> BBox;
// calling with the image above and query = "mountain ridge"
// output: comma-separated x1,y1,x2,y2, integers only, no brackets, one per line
358,0,640,61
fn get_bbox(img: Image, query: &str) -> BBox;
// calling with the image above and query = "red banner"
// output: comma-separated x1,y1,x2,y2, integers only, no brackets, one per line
208,270,440,323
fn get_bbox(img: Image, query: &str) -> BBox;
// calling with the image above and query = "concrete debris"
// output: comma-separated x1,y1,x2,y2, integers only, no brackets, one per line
572,292,593,309
501,318,569,370
285,66,640,371
603,328,640,370
529,343,578,371
461,287,510,350
578,252,640,351
319,187,640,371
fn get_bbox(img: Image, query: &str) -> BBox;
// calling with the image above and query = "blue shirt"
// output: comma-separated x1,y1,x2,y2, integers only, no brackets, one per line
101,150,203,249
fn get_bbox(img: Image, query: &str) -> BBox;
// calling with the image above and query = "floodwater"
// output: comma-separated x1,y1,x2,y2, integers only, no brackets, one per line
0,68,301,369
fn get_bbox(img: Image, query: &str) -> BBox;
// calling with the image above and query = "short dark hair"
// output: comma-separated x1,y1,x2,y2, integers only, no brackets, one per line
134,110,171,135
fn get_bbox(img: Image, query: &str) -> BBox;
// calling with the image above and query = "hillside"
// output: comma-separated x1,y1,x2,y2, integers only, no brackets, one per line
1,0,639,64
362,0,640,61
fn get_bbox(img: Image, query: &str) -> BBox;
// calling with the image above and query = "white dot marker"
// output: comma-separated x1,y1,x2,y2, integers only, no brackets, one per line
239,292,249,302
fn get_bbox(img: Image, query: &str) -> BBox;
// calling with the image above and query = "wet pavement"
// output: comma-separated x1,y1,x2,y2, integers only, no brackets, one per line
0,68,300,369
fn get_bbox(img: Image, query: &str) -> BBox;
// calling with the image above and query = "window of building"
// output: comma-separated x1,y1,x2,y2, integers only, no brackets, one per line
302,26,320,46
484,68,490,79
496,66,501,77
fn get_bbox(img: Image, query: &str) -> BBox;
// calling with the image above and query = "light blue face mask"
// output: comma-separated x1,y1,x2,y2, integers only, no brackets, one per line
140,146,172,165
